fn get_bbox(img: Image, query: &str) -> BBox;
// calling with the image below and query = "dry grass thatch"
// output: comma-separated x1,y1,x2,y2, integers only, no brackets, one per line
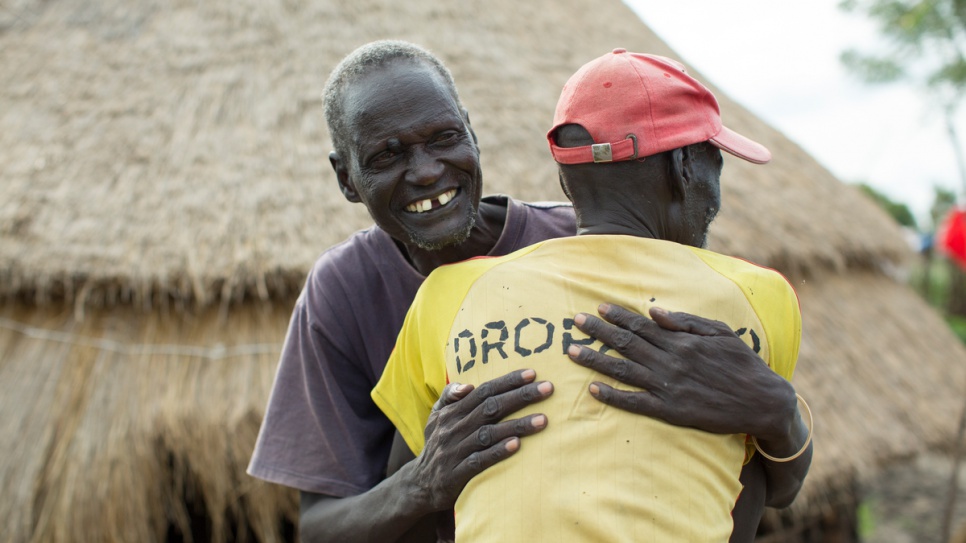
0,300,297,543
1,0,963,541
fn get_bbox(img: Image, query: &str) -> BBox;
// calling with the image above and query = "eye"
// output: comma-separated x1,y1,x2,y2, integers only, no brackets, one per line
432,130,461,146
369,149,399,167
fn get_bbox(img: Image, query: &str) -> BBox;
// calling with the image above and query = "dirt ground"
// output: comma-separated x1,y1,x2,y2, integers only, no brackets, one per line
859,451,966,543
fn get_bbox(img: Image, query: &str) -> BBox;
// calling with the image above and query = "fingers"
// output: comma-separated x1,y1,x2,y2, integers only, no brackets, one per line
432,369,552,439
595,303,656,339
441,388,552,492
571,305,667,357
648,306,733,337
450,436,521,485
461,413,548,451
433,370,553,463
419,370,554,509
572,303,737,361
566,341,653,389
588,382,665,419
569,304,667,387
454,375,551,459
454,370,552,421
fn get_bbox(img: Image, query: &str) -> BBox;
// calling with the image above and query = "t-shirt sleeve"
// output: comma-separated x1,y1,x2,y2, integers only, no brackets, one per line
247,278,394,497
756,271,802,381
690,250,803,379
710,262,803,464
371,278,451,456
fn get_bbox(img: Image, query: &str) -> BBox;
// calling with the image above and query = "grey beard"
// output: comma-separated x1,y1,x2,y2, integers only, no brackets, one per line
407,212,477,251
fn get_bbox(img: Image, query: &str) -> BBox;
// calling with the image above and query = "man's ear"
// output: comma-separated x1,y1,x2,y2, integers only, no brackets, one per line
667,147,689,202
330,151,361,203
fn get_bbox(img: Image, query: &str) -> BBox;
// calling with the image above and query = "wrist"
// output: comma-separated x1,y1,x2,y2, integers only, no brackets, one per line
396,456,441,514
757,381,798,442
753,393,813,462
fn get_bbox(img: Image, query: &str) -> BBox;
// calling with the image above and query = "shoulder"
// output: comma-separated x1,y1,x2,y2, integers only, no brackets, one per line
491,194,573,218
686,247,801,321
689,248,793,289
305,227,395,285
517,198,575,221
297,226,410,320
519,200,575,232
520,199,574,211
497,196,576,250
688,248,801,324
422,253,507,298
687,248,802,376
311,227,389,268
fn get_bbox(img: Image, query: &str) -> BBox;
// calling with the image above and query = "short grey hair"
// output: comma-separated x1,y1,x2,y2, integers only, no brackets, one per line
323,40,463,161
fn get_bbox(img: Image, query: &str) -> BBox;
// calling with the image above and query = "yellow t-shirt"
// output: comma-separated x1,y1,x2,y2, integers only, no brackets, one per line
372,235,801,542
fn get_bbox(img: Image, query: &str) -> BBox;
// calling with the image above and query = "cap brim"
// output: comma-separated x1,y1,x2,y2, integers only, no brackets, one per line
709,126,771,164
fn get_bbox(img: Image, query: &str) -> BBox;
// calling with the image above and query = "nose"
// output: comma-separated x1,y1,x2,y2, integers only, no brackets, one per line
404,145,444,186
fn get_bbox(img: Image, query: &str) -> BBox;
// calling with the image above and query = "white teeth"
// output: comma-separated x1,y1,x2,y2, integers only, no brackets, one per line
406,189,457,213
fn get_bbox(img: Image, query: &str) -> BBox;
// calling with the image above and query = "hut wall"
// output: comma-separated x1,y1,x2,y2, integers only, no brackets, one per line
0,301,297,543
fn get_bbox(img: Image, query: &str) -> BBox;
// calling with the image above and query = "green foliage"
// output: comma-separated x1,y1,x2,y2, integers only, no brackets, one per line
840,0,966,104
929,185,957,228
840,49,904,83
947,314,966,342
856,499,877,538
910,248,966,341
856,182,919,228
912,252,955,304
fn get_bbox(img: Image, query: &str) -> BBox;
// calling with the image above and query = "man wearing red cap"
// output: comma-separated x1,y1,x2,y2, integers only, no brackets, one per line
373,49,812,541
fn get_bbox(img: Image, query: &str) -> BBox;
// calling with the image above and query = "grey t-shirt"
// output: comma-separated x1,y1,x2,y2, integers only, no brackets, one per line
248,196,576,496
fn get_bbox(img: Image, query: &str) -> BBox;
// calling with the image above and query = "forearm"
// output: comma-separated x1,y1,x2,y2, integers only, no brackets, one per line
299,462,435,543
730,457,766,543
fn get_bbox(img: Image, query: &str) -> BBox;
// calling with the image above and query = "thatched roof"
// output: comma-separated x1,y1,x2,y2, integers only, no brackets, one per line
2,0,964,541
0,0,909,309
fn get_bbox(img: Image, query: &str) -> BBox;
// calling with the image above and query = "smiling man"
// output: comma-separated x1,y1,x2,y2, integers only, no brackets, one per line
249,42,573,542
249,41,811,543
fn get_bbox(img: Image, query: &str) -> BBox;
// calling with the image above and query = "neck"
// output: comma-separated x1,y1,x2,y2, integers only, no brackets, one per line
573,198,665,240
402,199,507,276
577,223,658,238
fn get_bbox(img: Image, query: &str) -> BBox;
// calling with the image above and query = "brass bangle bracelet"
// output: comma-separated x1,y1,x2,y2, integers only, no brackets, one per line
752,393,813,463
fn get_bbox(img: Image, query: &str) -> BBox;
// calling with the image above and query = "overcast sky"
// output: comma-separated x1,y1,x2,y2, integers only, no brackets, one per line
623,0,966,227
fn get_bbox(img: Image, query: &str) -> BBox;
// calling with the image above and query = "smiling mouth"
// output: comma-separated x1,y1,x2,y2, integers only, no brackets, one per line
405,188,458,213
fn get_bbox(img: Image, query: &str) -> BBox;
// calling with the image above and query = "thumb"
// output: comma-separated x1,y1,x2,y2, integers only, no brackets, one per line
433,382,474,412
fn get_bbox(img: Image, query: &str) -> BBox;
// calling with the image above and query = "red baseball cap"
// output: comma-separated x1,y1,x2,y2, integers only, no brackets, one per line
548,49,771,165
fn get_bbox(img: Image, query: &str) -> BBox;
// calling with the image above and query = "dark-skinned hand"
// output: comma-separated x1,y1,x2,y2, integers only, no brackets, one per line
567,304,797,442
411,369,552,511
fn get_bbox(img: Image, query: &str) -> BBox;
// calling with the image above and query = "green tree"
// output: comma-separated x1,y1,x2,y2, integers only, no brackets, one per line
841,11,966,538
856,182,920,228
840,0,966,192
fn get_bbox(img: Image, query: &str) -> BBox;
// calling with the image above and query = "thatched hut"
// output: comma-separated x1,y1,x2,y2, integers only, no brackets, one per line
2,0,964,541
